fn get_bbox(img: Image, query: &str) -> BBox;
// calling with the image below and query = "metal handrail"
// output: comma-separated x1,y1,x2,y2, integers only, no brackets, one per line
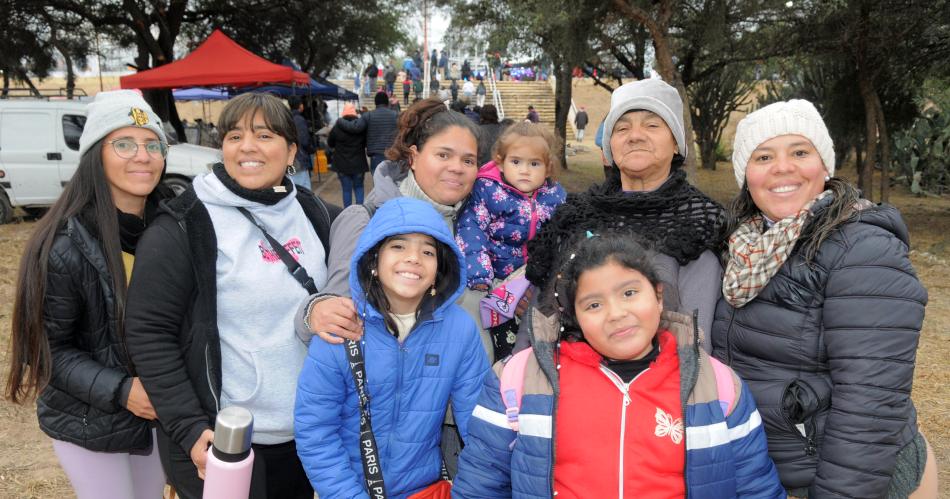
481,60,505,119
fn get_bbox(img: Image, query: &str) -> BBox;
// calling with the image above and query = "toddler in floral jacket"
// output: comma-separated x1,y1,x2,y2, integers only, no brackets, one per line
456,122,566,359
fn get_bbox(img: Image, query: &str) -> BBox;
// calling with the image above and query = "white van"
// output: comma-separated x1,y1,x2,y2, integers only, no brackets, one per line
0,99,221,223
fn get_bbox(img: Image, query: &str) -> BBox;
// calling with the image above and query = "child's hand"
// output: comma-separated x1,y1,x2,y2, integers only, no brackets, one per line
472,284,490,292
308,296,364,344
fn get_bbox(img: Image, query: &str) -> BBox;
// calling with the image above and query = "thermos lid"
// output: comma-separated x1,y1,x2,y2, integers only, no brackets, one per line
213,406,254,455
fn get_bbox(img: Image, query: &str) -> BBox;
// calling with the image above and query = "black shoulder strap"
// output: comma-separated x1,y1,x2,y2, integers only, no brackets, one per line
236,207,317,295
345,339,388,498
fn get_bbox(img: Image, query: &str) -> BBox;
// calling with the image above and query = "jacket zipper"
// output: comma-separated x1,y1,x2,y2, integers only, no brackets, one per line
600,366,649,498
725,308,737,365
205,344,220,412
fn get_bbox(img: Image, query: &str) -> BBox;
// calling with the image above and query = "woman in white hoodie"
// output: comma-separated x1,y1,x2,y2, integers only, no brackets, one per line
125,93,340,499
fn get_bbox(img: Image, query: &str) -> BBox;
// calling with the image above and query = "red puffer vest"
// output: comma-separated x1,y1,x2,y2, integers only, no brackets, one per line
554,331,685,499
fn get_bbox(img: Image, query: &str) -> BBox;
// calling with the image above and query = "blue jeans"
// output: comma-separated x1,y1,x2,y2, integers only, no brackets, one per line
369,154,386,174
338,173,365,207
289,169,311,190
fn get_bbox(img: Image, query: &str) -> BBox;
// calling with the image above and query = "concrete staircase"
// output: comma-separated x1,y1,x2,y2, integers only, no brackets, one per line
328,77,558,135
491,81,556,133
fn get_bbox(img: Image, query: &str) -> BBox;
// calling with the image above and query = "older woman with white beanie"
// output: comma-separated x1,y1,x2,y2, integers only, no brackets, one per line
712,99,938,498
526,78,726,342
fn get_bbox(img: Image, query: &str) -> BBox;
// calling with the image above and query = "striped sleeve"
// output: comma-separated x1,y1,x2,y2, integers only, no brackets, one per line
728,378,785,498
453,371,516,498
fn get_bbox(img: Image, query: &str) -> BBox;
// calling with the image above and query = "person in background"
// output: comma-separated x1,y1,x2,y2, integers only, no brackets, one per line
476,78,487,107
476,104,505,167
526,105,540,123
450,79,460,103
713,99,938,498
335,91,399,174
289,97,316,190
364,61,378,97
462,78,475,103
439,49,449,79
403,75,412,106
574,105,589,142
328,103,369,207
4,89,171,499
384,63,397,96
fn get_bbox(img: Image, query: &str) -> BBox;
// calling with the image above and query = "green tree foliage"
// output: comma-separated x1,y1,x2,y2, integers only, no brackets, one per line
196,0,410,78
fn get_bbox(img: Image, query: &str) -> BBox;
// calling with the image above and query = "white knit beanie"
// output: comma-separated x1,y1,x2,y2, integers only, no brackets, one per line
731,99,834,187
78,90,167,158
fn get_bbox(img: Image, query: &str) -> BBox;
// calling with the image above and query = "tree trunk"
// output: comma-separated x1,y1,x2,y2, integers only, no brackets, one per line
64,52,75,99
554,61,572,169
857,72,877,200
652,35,698,180
2,71,9,97
15,68,41,97
872,92,890,202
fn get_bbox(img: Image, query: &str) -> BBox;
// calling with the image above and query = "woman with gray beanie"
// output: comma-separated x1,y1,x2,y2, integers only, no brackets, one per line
712,99,937,498
5,90,171,498
526,79,726,342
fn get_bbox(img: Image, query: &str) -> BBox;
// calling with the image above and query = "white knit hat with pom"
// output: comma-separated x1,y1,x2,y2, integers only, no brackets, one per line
732,99,834,187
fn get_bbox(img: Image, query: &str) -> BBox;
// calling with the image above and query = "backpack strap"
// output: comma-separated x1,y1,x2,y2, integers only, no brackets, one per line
709,356,737,417
498,347,534,432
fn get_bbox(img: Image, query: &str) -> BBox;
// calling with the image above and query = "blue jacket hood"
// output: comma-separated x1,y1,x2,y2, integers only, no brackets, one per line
349,197,467,320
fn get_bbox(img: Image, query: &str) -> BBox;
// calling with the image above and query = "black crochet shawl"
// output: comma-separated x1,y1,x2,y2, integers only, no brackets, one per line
525,165,727,289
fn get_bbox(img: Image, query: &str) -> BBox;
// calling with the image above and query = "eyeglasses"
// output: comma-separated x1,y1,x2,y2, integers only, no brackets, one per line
108,138,168,159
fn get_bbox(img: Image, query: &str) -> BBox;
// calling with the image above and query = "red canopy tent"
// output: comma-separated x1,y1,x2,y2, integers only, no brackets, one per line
120,30,309,90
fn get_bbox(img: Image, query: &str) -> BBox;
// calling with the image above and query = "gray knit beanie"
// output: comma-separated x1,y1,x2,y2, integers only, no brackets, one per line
732,99,834,187
78,90,167,158
602,79,687,165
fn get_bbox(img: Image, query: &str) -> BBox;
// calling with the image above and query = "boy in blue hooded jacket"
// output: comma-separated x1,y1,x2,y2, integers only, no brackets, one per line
295,197,489,498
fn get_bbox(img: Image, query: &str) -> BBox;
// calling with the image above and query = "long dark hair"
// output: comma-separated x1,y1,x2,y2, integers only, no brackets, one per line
356,234,460,335
5,140,131,403
385,98,479,168
726,177,862,263
553,232,662,342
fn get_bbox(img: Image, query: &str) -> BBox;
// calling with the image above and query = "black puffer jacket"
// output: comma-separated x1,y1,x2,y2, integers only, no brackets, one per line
124,185,339,455
336,106,399,156
712,201,927,498
36,217,151,452
328,115,368,175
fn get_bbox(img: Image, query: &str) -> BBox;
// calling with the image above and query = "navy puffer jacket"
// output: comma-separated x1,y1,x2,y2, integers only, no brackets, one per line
712,200,927,498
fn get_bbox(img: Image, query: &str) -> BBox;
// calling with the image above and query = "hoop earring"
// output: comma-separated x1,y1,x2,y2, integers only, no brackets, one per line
287,164,297,176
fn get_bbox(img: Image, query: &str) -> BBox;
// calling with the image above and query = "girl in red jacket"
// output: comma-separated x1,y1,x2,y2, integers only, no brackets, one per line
453,232,784,497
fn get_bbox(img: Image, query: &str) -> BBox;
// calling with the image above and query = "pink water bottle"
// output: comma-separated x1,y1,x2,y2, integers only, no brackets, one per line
203,406,255,499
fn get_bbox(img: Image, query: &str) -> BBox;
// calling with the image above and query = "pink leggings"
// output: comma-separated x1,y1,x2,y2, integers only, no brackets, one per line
52,428,165,499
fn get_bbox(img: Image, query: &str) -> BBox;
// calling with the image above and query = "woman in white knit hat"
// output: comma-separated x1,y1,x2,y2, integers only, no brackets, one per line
4,89,171,498
712,99,938,498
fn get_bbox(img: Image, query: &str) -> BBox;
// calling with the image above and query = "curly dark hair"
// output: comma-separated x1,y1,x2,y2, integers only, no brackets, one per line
553,231,661,342
385,98,479,168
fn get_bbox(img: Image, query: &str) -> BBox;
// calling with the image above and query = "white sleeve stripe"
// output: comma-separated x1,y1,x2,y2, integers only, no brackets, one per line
685,410,763,451
472,404,511,429
471,405,552,439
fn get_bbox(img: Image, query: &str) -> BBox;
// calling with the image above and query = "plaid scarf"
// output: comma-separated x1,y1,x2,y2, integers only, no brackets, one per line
722,190,832,308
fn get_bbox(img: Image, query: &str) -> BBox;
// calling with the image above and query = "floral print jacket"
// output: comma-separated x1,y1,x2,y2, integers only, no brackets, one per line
456,161,566,288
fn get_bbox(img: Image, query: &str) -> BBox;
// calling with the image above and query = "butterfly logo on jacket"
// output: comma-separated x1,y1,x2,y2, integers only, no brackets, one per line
654,407,684,444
